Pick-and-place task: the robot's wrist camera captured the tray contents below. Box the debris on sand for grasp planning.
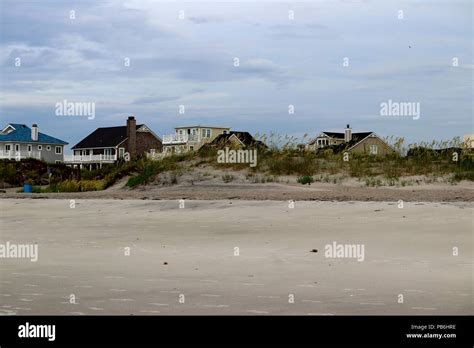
[310,249,318,253]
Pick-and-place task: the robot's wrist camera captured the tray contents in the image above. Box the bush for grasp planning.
[297,175,314,185]
[51,179,106,192]
[56,180,81,192]
[79,179,106,191]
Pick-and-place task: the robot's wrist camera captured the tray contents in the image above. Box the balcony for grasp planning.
[0,151,41,160]
[64,154,117,163]
[162,134,199,144]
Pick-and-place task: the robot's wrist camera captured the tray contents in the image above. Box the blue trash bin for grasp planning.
[23,184,32,193]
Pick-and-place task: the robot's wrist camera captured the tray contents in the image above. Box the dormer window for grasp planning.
[1,125,15,135]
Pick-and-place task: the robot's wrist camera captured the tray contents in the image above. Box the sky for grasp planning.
[0,0,472,152]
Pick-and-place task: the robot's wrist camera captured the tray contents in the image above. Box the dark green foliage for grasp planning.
[297,175,314,185]
[0,159,77,186]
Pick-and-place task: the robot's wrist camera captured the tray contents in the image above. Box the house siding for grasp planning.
[0,142,65,162]
[164,127,229,154]
[136,131,163,154]
[350,136,394,155]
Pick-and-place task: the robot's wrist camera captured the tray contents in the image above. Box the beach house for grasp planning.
[202,131,267,150]
[307,124,394,155]
[0,123,68,163]
[68,116,162,168]
[162,125,230,155]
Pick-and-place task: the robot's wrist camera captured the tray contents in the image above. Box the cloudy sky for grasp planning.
[0,0,472,151]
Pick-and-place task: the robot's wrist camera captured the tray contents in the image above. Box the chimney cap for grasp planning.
[128,116,135,120]
[346,124,350,129]
[32,124,38,127]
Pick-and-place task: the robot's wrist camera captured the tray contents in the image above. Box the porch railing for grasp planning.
[0,151,42,160]
[162,134,199,144]
[64,154,117,163]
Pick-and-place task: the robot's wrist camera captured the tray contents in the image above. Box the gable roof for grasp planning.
[71,124,144,149]
[317,132,394,154]
[0,123,68,145]
[208,131,267,148]
[309,131,373,145]
[322,131,345,139]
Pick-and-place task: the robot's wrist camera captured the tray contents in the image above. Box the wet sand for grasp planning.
[0,199,471,315]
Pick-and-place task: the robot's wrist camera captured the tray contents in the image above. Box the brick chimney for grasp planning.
[344,124,352,142]
[126,116,137,159]
[31,124,38,141]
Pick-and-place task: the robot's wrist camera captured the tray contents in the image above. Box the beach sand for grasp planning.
[0,198,472,315]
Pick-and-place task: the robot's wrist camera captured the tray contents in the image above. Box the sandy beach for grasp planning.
[0,198,472,315]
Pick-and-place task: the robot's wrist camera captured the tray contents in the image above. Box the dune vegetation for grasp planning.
[1,136,472,192]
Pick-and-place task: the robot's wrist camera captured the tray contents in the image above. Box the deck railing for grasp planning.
[64,154,117,163]
[0,151,41,160]
[162,134,199,144]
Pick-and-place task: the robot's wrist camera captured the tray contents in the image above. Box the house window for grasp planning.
[46,145,51,151]
[15,144,19,152]
[55,160,61,164]
[27,144,32,152]
[38,145,42,151]
[201,129,211,138]
[370,145,378,155]
[5,144,11,151]
[119,147,125,158]
[55,146,62,154]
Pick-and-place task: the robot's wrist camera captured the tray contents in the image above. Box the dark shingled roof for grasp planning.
[71,125,143,149]
[207,131,267,148]
[317,132,374,154]
[322,132,344,139]
[349,132,373,143]
[309,131,373,146]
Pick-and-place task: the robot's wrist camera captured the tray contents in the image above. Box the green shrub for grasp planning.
[297,175,314,185]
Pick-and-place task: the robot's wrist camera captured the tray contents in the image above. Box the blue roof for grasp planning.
[0,123,68,145]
